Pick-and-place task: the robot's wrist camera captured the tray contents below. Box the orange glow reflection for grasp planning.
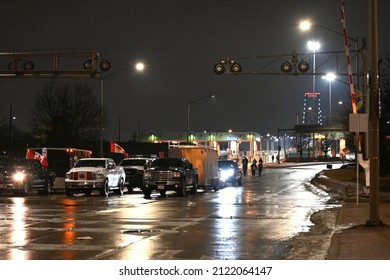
[61,198,77,259]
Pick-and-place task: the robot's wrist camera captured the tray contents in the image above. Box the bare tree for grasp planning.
[30,81,100,147]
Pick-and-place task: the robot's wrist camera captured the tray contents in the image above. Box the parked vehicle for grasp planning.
[142,157,198,198]
[218,160,242,186]
[169,145,220,191]
[65,158,125,196]
[0,158,56,196]
[119,157,154,192]
[27,147,93,191]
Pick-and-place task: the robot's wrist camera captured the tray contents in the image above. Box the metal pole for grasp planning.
[187,104,190,144]
[137,117,141,142]
[329,81,332,123]
[313,50,316,124]
[100,77,103,157]
[368,0,381,225]
[277,129,280,164]
[118,116,121,142]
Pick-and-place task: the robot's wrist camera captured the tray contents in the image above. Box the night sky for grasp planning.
[1,0,389,141]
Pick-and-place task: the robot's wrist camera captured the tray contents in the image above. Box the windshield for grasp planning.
[218,161,236,169]
[74,159,106,168]
[151,158,182,168]
[120,159,146,166]
[0,159,27,170]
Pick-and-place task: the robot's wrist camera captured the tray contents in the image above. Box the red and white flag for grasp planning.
[26,149,49,168]
[110,142,129,158]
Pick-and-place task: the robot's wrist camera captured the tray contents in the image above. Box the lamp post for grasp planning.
[307,40,320,124]
[322,72,336,124]
[187,94,216,144]
[299,20,359,88]
[99,62,145,156]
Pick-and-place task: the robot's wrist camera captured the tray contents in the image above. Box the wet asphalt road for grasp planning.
[0,164,337,260]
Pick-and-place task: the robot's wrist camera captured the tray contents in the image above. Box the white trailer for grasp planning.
[168,145,220,190]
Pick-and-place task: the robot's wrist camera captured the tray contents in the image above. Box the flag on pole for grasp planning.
[26,149,49,168]
[110,142,129,158]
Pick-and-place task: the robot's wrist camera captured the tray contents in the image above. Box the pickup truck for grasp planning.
[65,158,126,196]
[142,157,198,198]
[119,157,154,192]
[0,158,56,196]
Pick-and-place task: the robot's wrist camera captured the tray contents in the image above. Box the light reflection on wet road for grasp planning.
[0,164,340,260]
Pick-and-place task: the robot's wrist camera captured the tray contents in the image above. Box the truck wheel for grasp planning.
[143,189,152,199]
[43,180,54,195]
[100,179,110,196]
[65,189,73,196]
[213,179,221,192]
[16,183,29,196]
[159,190,166,197]
[191,178,198,195]
[114,178,124,196]
[178,179,187,197]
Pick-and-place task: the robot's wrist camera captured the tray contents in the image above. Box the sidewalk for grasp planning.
[269,160,390,259]
[327,203,390,259]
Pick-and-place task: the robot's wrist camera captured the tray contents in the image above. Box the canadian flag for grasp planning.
[110,142,129,158]
[26,149,49,168]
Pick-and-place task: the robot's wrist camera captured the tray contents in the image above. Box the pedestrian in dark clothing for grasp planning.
[258,158,263,176]
[242,156,248,176]
[251,162,257,176]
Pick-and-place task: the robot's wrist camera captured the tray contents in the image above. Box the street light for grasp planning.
[99,62,145,156]
[299,19,360,88]
[307,40,321,124]
[299,19,358,44]
[187,94,216,144]
[322,72,336,124]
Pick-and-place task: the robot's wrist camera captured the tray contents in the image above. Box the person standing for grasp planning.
[242,156,248,176]
[258,158,263,176]
[251,161,257,176]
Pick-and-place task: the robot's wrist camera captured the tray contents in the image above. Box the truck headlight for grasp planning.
[65,173,72,180]
[220,169,234,180]
[13,172,25,182]
[172,171,181,178]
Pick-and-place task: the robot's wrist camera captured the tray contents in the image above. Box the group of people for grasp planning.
[242,156,263,176]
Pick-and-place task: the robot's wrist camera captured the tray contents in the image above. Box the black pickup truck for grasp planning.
[142,157,198,198]
[0,158,56,196]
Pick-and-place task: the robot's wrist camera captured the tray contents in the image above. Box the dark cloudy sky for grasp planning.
[1,0,389,141]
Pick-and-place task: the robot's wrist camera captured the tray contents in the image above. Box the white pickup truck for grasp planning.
[65,158,126,196]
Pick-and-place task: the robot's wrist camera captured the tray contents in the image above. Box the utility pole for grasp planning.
[367,0,382,226]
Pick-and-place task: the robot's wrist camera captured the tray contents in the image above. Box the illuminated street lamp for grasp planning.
[299,19,358,44]
[99,62,145,156]
[322,72,336,123]
[307,40,321,124]
[187,94,216,144]
[299,19,360,87]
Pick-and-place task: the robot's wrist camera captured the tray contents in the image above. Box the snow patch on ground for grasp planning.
[282,208,340,260]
